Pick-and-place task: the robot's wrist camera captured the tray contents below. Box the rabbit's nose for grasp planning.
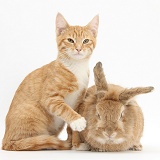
[104,132,117,138]
[110,132,117,138]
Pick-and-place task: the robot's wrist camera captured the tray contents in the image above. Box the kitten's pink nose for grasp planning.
[76,48,82,52]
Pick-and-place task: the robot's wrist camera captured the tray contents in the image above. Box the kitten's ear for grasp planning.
[56,13,69,36]
[86,15,99,37]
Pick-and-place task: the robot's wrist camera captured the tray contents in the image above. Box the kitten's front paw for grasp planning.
[70,117,86,132]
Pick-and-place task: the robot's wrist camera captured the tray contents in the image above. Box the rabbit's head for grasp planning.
[85,62,154,147]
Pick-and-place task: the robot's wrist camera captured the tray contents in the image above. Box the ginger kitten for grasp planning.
[2,13,99,151]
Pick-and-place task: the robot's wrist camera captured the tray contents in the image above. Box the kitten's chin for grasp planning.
[72,55,86,60]
[68,53,90,60]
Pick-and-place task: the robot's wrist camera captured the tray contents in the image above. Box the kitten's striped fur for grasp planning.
[2,13,99,150]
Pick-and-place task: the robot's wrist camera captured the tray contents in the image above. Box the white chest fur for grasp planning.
[62,60,89,108]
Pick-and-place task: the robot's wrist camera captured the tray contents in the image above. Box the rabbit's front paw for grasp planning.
[130,144,142,151]
[70,117,86,132]
[72,143,90,151]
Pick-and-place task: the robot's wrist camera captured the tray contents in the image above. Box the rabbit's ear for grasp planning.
[119,86,154,102]
[94,62,108,97]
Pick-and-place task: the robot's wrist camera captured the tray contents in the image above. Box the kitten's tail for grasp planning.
[2,128,72,151]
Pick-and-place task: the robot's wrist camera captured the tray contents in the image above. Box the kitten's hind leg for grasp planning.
[2,135,71,151]
[3,103,72,151]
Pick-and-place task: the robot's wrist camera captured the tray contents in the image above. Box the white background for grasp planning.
[0,0,160,159]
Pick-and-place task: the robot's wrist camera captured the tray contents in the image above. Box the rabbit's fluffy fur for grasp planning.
[72,62,154,152]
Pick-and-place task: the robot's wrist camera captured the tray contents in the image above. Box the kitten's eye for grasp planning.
[68,38,74,43]
[83,39,89,44]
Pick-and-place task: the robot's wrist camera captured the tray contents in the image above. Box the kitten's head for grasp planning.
[56,13,99,60]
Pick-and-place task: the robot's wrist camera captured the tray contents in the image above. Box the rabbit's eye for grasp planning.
[97,113,101,120]
[119,111,124,120]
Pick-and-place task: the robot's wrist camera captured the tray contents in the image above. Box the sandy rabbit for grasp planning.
[72,62,154,152]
